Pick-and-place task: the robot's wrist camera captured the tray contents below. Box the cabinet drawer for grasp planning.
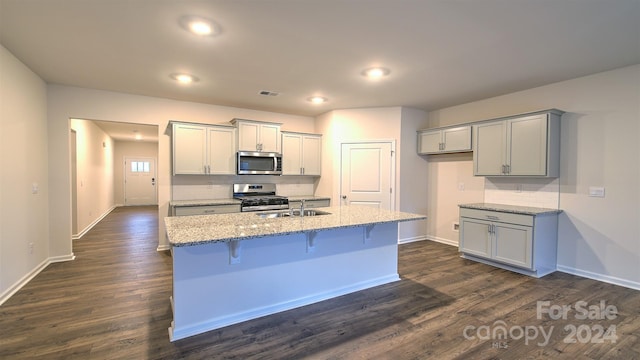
[173,204,241,216]
[289,199,330,208]
[460,208,533,227]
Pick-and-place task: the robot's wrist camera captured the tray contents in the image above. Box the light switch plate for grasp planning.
[589,186,605,197]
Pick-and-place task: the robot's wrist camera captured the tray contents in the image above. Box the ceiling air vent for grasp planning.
[259,90,280,97]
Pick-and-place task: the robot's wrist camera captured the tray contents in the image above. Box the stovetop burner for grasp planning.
[233,184,289,212]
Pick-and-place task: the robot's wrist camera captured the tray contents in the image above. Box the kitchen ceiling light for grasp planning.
[170,73,199,84]
[362,67,390,79]
[308,96,327,104]
[179,16,219,36]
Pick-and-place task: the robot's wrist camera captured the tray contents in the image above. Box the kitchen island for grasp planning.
[164,205,425,341]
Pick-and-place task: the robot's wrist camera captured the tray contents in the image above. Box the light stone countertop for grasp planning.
[170,199,242,207]
[287,195,331,201]
[459,203,562,215]
[165,205,426,247]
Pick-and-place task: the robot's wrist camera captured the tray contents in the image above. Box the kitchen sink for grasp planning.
[256,209,331,218]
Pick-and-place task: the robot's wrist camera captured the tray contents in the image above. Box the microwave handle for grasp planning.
[274,157,278,172]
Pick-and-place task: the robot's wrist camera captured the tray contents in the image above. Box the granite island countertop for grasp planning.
[459,203,562,215]
[165,205,426,247]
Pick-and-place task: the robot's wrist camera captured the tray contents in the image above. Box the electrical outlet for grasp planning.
[458,182,465,191]
[29,243,34,254]
[452,222,460,232]
[589,186,605,198]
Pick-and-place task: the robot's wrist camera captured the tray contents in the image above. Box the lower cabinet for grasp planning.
[459,207,558,277]
[173,204,241,216]
[288,198,330,209]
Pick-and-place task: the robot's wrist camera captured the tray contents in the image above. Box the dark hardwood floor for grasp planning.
[1,206,638,359]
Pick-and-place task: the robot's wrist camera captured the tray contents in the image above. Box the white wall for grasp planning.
[315,106,429,243]
[114,140,159,205]
[70,119,115,235]
[399,107,429,243]
[0,45,49,302]
[47,85,315,254]
[427,64,640,289]
[425,153,484,245]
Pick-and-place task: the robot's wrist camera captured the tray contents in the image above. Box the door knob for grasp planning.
[342,195,347,199]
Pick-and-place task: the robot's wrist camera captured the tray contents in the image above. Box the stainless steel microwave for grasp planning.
[237,151,282,175]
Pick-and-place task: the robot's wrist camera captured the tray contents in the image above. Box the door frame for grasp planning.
[123,156,158,206]
[338,139,396,210]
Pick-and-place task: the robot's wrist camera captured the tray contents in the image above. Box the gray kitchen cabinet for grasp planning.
[281,131,322,176]
[288,198,330,209]
[459,206,558,277]
[231,118,281,152]
[417,125,471,154]
[171,122,236,175]
[473,110,562,177]
[172,204,241,216]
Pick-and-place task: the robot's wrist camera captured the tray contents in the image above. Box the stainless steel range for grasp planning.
[233,183,289,212]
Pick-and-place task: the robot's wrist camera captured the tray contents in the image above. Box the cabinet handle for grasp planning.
[501,165,506,174]
[506,164,510,174]
[441,142,445,151]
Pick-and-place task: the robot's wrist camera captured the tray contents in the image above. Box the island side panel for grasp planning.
[169,222,399,341]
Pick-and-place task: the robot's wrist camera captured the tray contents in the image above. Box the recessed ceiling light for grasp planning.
[362,67,390,79]
[170,73,199,84]
[179,16,220,36]
[307,96,328,104]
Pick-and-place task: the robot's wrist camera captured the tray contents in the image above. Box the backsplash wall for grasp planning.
[484,177,560,209]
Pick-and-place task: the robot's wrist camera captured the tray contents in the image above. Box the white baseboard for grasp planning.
[426,235,458,247]
[557,265,640,291]
[0,252,75,306]
[398,235,428,244]
[72,205,117,240]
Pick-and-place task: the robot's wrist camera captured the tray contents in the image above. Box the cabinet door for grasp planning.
[302,135,321,175]
[492,223,533,269]
[418,130,441,154]
[259,123,280,152]
[507,115,548,176]
[473,121,506,176]
[173,123,207,175]
[237,122,260,151]
[281,133,302,175]
[208,127,236,174]
[443,126,471,152]
[460,218,492,258]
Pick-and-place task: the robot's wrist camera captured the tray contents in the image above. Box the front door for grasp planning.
[124,157,157,205]
[340,142,394,210]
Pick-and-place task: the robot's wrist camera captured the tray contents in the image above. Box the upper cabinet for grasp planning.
[473,110,562,177]
[281,131,322,176]
[171,122,236,175]
[417,125,471,154]
[231,119,281,152]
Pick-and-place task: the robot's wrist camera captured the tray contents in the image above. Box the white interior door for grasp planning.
[340,142,394,210]
[124,157,157,206]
